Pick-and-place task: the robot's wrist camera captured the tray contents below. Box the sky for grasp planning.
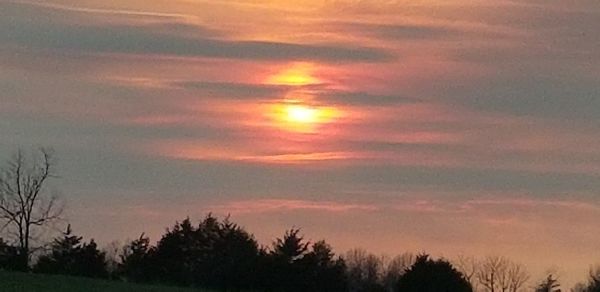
[1,0,600,287]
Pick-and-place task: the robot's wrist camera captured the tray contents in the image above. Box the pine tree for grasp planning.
[34,225,107,278]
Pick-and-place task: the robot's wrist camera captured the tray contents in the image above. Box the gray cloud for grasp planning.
[320,91,418,106]
[174,81,287,99]
[335,22,459,40]
[0,3,393,63]
[434,75,600,121]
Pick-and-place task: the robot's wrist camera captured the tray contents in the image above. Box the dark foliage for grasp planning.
[344,249,386,292]
[535,274,561,292]
[575,268,600,292]
[396,254,472,292]
[120,215,262,290]
[0,238,20,271]
[118,218,347,291]
[119,233,157,283]
[19,213,600,292]
[301,240,348,291]
[34,225,108,278]
[265,230,347,291]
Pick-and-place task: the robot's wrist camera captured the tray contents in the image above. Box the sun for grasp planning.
[269,102,340,133]
[264,63,341,133]
[285,105,318,124]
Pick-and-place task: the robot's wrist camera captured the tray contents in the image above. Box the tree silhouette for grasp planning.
[396,254,472,292]
[477,256,529,292]
[271,228,309,263]
[266,230,347,291]
[152,217,212,285]
[345,248,386,292]
[34,224,107,278]
[130,215,262,290]
[382,253,415,292]
[0,238,19,270]
[266,228,311,291]
[574,267,600,292]
[454,255,479,291]
[119,233,156,283]
[535,274,561,292]
[0,148,63,270]
[300,240,347,291]
[205,216,261,290]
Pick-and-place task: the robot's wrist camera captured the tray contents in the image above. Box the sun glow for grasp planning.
[270,102,340,133]
[286,105,318,123]
[264,63,341,133]
[266,63,320,86]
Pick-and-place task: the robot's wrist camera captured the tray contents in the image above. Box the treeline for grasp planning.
[1,214,600,292]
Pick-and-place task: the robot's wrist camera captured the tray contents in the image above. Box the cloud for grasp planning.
[437,75,600,120]
[209,199,379,214]
[331,21,518,42]
[8,0,193,19]
[320,91,418,106]
[173,81,287,99]
[0,2,393,63]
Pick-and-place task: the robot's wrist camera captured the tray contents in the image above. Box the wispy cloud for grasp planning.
[209,199,379,214]
[0,2,393,63]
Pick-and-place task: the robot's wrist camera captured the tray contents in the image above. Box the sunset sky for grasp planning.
[1,0,600,287]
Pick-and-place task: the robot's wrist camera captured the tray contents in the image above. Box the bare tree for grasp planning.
[382,253,415,292]
[0,148,63,269]
[345,248,385,292]
[455,255,480,291]
[477,256,529,292]
[507,262,530,292]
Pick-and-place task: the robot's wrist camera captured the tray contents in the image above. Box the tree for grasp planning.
[534,274,561,292]
[152,217,212,285]
[396,254,472,292]
[266,228,311,291]
[207,217,261,290]
[271,228,309,263]
[34,225,108,278]
[477,256,508,292]
[382,253,415,292]
[345,248,386,292]
[573,266,600,292]
[507,262,529,292]
[119,233,156,283]
[300,240,348,291]
[0,238,19,270]
[265,230,347,291]
[140,215,261,290]
[455,255,479,291]
[0,148,62,270]
[477,256,529,292]
[102,240,122,279]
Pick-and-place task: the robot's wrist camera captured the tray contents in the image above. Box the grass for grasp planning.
[0,271,213,292]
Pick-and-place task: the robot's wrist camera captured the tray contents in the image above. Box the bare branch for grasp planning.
[0,148,62,269]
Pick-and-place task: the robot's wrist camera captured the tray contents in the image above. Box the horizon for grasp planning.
[1,0,600,289]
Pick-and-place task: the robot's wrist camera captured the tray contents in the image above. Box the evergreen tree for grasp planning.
[396,254,472,292]
[34,225,107,278]
[271,228,309,263]
[119,233,156,283]
[301,240,347,291]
